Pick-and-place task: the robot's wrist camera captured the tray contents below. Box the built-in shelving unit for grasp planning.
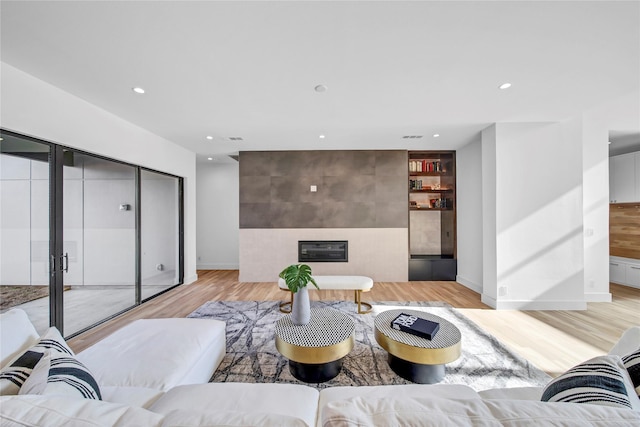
[408,151,457,281]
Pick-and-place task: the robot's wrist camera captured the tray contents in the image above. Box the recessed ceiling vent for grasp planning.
[402,135,423,139]
[227,137,244,141]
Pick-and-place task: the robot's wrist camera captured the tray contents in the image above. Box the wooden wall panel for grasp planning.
[610,203,640,259]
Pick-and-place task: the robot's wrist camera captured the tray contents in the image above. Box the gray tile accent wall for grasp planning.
[239,150,407,228]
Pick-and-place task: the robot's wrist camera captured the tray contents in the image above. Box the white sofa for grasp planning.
[1,308,639,426]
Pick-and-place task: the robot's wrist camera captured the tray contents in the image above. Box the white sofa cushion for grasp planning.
[0,395,164,427]
[20,350,102,400]
[541,355,640,410]
[609,327,640,357]
[150,383,320,427]
[0,309,40,368]
[160,409,308,427]
[100,386,165,408]
[320,396,640,426]
[319,383,479,412]
[483,399,640,425]
[478,386,543,401]
[76,318,226,391]
[0,327,73,396]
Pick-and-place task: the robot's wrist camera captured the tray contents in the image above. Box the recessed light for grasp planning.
[498,83,512,90]
[314,84,328,93]
[207,157,213,161]
[319,135,325,139]
[433,133,440,138]
[132,87,145,94]
[206,136,214,140]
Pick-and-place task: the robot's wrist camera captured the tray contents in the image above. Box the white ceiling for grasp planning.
[1,1,639,162]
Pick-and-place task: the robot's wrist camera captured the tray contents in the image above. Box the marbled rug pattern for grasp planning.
[188,300,551,391]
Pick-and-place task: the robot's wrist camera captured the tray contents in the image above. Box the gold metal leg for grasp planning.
[355,290,372,314]
[279,291,293,313]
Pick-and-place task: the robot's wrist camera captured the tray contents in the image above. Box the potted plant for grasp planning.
[279,264,319,325]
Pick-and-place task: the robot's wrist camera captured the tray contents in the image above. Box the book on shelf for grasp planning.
[390,313,440,340]
[409,160,444,173]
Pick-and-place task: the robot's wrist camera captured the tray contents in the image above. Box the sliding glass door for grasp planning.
[140,169,182,300]
[0,130,183,337]
[62,153,138,336]
[0,134,51,334]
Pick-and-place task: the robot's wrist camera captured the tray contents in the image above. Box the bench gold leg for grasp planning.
[279,291,293,313]
[355,290,372,314]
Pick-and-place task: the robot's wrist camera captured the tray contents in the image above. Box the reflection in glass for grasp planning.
[63,153,136,335]
[0,134,51,333]
[141,169,179,299]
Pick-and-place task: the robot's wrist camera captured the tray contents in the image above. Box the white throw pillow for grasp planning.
[541,355,640,410]
[0,327,72,396]
[19,350,101,400]
[0,309,39,368]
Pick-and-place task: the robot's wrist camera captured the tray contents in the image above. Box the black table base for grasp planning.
[289,358,344,383]
[388,354,445,384]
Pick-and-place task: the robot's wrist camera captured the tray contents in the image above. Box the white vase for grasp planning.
[291,286,311,325]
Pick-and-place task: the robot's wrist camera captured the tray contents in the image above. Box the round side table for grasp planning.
[374,309,461,384]
[275,308,355,383]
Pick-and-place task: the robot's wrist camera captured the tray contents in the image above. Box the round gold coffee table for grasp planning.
[374,309,461,384]
[275,308,355,383]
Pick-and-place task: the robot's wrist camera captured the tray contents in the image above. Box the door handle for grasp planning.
[61,253,69,273]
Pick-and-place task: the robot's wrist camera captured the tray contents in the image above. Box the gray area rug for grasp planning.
[188,300,551,391]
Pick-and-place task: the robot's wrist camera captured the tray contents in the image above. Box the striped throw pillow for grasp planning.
[541,355,640,410]
[0,327,72,395]
[622,349,640,397]
[19,350,102,400]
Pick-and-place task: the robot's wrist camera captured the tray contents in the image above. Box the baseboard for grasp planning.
[184,274,198,285]
[197,263,239,270]
[584,292,612,302]
[482,296,587,310]
[456,275,482,294]
[481,294,497,308]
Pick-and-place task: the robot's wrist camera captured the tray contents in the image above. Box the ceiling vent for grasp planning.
[402,135,423,139]
[227,137,244,141]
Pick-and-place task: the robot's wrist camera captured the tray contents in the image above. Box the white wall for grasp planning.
[196,161,240,269]
[582,91,640,301]
[456,138,483,293]
[0,62,198,284]
[482,122,586,310]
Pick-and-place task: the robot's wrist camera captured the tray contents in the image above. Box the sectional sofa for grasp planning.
[1,308,639,426]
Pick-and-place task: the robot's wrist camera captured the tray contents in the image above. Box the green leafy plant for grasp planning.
[279,264,319,293]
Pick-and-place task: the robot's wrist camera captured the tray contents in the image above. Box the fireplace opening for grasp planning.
[298,240,348,263]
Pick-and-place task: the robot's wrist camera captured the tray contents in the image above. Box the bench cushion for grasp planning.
[77,318,225,391]
[278,276,373,291]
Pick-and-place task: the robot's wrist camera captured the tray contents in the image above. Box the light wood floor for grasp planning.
[68,270,640,377]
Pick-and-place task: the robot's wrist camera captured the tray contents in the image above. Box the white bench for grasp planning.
[278,275,374,314]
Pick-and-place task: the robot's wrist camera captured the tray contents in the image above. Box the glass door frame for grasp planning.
[1,129,184,337]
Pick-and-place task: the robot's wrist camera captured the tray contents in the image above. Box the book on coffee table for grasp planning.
[390,313,440,340]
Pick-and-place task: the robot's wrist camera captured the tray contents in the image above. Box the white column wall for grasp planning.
[455,138,483,293]
[481,125,498,302]
[196,161,240,269]
[0,62,198,284]
[482,122,586,310]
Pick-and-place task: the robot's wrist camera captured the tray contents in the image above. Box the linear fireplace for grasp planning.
[298,241,348,263]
